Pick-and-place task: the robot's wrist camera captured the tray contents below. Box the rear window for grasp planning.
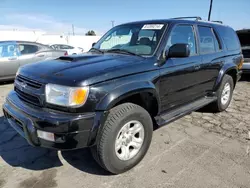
[217,26,240,51]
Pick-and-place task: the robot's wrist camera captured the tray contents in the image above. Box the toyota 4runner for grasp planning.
[3,17,243,174]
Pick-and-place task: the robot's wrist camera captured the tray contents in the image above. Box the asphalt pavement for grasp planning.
[1,79,250,188]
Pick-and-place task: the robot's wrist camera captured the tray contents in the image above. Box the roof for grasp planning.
[0,40,43,45]
[118,18,229,28]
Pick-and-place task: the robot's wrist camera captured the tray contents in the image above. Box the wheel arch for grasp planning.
[214,64,238,91]
[96,81,160,117]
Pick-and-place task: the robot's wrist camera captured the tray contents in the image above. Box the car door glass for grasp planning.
[19,44,39,55]
[0,42,18,58]
[167,25,197,56]
[198,26,216,54]
[60,45,73,50]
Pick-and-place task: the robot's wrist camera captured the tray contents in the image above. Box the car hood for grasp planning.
[18,53,156,86]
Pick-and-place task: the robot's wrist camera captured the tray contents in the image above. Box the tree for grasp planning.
[85,30,96,36]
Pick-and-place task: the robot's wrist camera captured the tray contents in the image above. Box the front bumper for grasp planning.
[2,91,97,150]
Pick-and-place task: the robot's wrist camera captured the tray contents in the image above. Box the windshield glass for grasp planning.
[93,23,167,56]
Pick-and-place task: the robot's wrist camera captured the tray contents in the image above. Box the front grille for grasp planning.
[16,75,42,89]
[15,87,41,106]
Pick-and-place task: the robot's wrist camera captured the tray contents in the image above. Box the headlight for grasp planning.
[45,84,89,107]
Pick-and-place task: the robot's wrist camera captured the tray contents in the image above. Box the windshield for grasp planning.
[92,23,167,56]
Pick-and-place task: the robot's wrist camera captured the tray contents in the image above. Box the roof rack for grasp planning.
[171,17,202,21]
[211,20,223,24]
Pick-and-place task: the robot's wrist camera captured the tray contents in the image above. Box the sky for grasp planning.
[0,0,249,35]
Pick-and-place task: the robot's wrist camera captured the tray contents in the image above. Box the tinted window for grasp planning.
[167,25,196,56]
[50,45,58,49]
[60,45,74,49]
[198,26,216,54]
[217,26,240,51]
[0,42,18,58]
[19,44,39,55]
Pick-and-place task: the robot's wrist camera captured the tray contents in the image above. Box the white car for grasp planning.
[50,44,84,55]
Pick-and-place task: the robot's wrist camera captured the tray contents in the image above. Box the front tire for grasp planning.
[91,103,153,174]
[210,74,234,112]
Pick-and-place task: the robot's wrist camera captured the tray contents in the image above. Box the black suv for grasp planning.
[3,17,243,174]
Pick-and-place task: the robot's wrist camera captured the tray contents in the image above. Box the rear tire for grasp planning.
[91,103,153,174]
[209,74,234,112]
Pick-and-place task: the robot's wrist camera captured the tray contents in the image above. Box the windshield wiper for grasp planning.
[89,48,104,54]
[105,49,142,57]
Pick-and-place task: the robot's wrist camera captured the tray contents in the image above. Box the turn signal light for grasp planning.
[238,58,244,70]
[71,88,89,105]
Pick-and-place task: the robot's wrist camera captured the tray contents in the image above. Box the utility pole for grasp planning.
[72,24,75,36]
[208,0,213,21]
[111,20,115,28]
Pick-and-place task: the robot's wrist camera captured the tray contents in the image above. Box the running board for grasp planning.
[155,97,217,126]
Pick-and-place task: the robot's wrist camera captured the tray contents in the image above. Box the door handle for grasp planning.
[8,57,17,60]
[36,54,45,57]
[194,65,201,70]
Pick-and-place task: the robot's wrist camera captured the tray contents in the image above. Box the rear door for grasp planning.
[159,24,203,112]
[18,43,47,66]
[196,25,224,94]
[0,41,19,79]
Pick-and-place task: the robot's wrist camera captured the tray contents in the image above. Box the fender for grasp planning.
[96,81,160,111]
[214,62,237,91]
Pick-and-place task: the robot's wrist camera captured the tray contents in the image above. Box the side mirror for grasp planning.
[92,42,96,47]
[168,43,190,58]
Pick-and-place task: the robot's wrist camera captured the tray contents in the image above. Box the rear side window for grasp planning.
[198,26,217,54]
[217,26,240,51]
[60,45,74,49]
[19,44,39,55]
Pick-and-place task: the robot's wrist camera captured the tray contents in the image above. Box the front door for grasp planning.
[0,42,19,79]
[159,24,203,113]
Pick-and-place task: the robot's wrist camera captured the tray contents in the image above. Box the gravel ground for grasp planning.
[1,79,250,188]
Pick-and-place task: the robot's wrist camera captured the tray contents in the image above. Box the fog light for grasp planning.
[37,130,55,142]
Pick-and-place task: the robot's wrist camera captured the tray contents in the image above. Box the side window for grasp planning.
[167,25,197,56]
[60,45,74,49]
[198,26,216,54]
[0,42,18,58]
[217,26,240,51]
[19,44,39,55]
[67,45,74,49]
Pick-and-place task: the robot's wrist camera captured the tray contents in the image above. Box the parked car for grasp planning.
[50,44,84,55]
[3,17,243,174]
[0,41,67,81]
[237,29,250,73]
